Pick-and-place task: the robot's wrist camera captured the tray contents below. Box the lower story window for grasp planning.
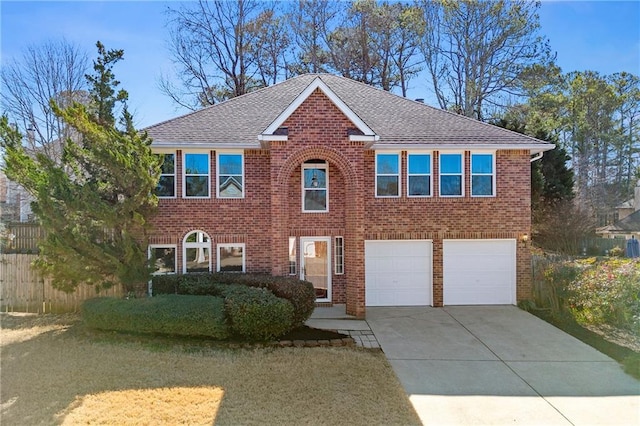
[149,245,176,274]
[218,243,245,272]
[184,230,211,273]
[289,237,297,275]
[334,236,344,275]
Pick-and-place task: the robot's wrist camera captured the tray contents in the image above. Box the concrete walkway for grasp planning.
[307,305,381,349]
[366,306,640,425]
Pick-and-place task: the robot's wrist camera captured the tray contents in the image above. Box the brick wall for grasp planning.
[149,89,532,316]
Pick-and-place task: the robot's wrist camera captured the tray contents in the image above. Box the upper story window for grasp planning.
[302,161,328,212]
[183,153,210,198]
[217,153,244,198]
[156,153,176,198]
[183,230,211,273]
[376,153,400,197]
[471,153,495,197]
[407,153,432,197]
[439,153,463,197]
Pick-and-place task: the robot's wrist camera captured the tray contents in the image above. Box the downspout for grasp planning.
[530,152,544,163]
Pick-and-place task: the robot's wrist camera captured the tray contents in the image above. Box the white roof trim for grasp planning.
[151,141,260,149]
[258,134,288,142]
[349,135,379,142]
[262,76,376,137]
[371,143,555,153]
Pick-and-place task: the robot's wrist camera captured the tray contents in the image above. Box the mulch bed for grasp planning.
[278,326,348,341]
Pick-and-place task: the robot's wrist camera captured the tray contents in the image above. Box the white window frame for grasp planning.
[302,162,329,213]
[439,152,464,197]
[471,151,496,197]
[217,243,246,273]
[407,151,433,198]
[216,151,244,199]
[288,237,297,275]
[334,236,344,275]
[182,151,211,199]
[156,152,176,198]
[375,152,401,198]
[183,230,212,273]
[148,244,177,275]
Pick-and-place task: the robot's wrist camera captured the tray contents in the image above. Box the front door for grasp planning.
[300,237,331,302]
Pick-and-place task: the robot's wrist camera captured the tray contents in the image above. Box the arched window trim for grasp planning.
[183,230,212,273]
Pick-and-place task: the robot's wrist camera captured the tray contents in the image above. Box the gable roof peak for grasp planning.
[262,74,375,138]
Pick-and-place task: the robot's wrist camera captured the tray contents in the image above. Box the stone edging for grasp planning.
[276,337,355,348]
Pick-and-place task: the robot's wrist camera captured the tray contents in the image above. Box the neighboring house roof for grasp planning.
[145,74,554,153]
[616,199,634,210]
[597,210,640,234]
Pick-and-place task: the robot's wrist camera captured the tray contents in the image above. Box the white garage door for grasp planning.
[443,239,516,305]
[365,240,432,306]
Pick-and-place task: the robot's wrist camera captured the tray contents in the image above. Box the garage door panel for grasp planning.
[365,240,432,307]
[444,240,516,306]
[394,257,429,272]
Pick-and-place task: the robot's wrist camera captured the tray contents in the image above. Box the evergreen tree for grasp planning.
[0,42,161,293]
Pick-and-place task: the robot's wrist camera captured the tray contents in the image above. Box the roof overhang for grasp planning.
[370,143,556,152]
[151,141,260,150]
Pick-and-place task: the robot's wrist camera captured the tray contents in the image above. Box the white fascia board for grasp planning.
[262,76,376,137]
[258,134,288,142]
[349,135,379,142]
[371,143,556,153]
[151,141,260,150]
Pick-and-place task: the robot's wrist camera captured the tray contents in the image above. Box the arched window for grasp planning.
[183,230,211,273]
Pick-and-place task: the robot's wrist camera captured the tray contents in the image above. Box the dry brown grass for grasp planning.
[1,313,420,425]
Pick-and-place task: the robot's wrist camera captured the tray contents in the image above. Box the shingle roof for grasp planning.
[606,210,640,233]
[145,74,554,152]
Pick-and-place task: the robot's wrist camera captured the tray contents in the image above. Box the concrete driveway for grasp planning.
[366,306,640,425]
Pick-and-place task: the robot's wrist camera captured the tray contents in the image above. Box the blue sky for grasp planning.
[1,1,639,128]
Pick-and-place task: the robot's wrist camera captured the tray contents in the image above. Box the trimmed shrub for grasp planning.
[223,285,295,341]
[151,274,179,294]
[82,295,229,339]
[150,273,316,326]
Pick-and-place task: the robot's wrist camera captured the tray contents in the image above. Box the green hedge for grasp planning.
[82,295,229,339]
[152,273,316,327]
[223,285,295,341]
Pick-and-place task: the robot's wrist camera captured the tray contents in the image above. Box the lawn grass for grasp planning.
[529,309,640,379]
[1,313,421,425]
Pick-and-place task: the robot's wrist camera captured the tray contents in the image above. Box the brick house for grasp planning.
[145,74,553,318]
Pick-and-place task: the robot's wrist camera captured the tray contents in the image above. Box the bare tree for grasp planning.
[288,0,339,75]
[419,0,552,120]
[161,0,266,109]
[247,5,292,86]
[1,39,89,161]
[323,1,424,94]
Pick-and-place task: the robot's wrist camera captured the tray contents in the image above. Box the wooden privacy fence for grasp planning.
[0,254,123,313]
[2,223,44,253]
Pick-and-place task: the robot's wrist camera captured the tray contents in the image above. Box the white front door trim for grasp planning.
[300,236,332,302]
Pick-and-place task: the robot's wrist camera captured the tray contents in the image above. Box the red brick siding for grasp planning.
[150,149,272,274]
[365,149,532,306]
[149,89,532,316]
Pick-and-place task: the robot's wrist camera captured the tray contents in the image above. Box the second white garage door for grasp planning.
[443,239,516,305]
[365,240,432,306]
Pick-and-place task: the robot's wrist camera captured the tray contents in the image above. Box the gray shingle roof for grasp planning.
[145,74,553,151]
[607,210,640,233]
